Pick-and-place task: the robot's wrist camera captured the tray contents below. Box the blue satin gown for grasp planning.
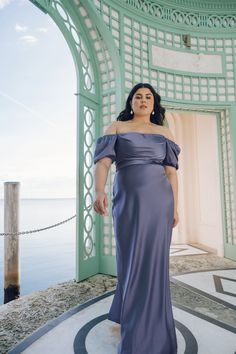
[93,132,181,354]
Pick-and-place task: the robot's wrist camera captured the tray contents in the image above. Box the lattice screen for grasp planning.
[73,0,118,260]
[220,108,236,245]
[92,0,236,104]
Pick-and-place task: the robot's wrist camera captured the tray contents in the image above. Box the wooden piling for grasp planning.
[4,182,20,303]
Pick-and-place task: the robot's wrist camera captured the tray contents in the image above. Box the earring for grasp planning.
[152,111,155,115]
[130,109,133,114]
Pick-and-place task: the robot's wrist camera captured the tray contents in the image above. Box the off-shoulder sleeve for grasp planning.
[162,138,181,170]
[93,134,117,164]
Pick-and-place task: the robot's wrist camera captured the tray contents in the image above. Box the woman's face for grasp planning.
[130,87,154,116]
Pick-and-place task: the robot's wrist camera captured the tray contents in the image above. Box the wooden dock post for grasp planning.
[4,182,20,304]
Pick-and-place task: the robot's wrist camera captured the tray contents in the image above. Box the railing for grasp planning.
[1,181,92,304]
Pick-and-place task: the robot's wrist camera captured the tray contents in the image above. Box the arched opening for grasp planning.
[0,0,77,302]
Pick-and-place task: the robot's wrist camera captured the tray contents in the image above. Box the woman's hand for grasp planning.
[93,191,109,216]
[172,210,179,228]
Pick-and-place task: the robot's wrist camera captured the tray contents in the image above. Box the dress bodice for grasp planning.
[93,132,181,171]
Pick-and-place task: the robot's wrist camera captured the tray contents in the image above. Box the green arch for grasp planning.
[30,0,123,281]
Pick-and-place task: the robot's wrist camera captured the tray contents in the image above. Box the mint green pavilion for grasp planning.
[30,0,236,281]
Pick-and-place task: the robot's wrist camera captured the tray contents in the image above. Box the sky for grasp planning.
[0,0,76,199]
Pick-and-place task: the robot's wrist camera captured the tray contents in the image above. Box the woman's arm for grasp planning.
[163,127,179,227]
[164,167,178,213]
[93,121,117,216]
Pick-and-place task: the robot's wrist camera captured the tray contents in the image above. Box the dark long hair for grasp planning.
[116,83,166,126]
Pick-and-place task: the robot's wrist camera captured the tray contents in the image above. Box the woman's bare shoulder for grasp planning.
[103,121,119,135]
[161,126,175,140]
[104,121,131,134]
[103,121,175,139]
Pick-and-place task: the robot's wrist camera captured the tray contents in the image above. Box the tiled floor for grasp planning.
[8,245,236,354]
[172,269,236,308]
[170,244,208,256]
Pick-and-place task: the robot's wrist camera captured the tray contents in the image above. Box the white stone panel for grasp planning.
[151,44,223,74]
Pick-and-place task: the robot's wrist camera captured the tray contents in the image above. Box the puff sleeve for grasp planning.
[162,138,181,170]
[93,134,117,164]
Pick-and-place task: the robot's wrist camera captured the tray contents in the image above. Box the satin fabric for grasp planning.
[94,132,181,354]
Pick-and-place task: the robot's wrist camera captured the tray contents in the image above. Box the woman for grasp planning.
[93,83,180,354]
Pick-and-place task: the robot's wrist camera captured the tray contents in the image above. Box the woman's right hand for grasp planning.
[93,191,109,216]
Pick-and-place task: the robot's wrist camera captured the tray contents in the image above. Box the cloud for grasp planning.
[0,90,57,127]
[20,35,39,44]
[37,27,48,33]
[15,23,28,32]
[0,0,12,9]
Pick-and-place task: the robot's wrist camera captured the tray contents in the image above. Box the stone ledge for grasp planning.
[0,274,117,354]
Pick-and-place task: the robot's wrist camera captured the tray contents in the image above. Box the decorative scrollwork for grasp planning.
[124,0,236,29]
[52,0,95,93]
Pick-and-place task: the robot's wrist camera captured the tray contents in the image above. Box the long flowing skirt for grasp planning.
[108,163,178,354]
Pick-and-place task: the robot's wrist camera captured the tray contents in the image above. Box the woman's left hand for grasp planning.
[172,210,179,228]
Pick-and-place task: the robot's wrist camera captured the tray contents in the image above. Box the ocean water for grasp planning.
[0,198,76,305]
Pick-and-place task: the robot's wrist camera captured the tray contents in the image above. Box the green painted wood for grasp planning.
[158,0,236,11]
[216,111,229,259]
[226,104,236,260]
[225,243,236,261]
[117,0,236,30]
[30,0,124,281]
